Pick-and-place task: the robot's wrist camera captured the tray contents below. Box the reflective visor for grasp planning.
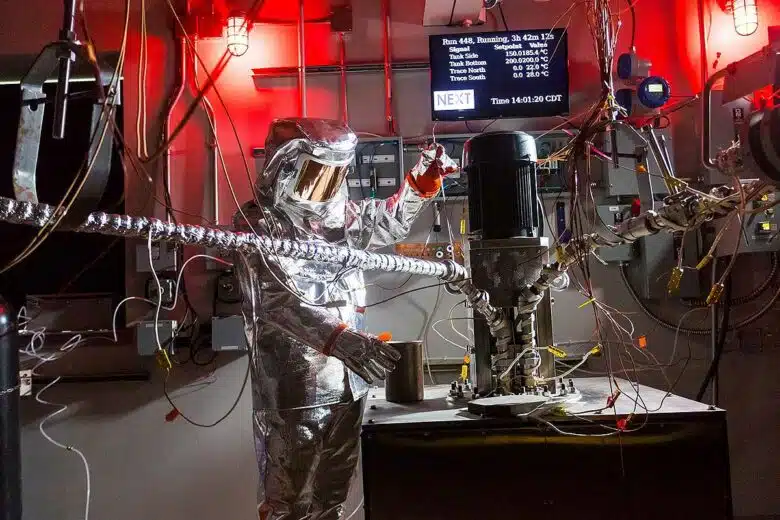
[293,158,350,202]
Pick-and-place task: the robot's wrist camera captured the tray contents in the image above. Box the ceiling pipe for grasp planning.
[162,34,187,223]
[339,32,349,124]
[381,0,395,134]
[298,0,307,117]
[192,38,220,226]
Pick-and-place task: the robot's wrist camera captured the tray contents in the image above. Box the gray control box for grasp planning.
[212,315,248,352]
[135,242,177,273]
[602,126,672,197]
[136,320,178,356]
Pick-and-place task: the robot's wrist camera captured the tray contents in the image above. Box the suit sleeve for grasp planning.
[346,145,456,250]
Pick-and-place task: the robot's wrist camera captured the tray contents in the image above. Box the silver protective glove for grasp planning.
[330,329,401,384]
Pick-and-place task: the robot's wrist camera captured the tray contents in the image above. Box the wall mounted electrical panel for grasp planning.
[401,130,577,201]
[531,129,574,195]
[712,187,780,257]
[348,137,404,201]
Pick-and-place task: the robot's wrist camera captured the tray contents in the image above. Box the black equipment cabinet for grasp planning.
[361,379,733,520]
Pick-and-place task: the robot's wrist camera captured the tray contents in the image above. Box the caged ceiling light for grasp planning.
[225,11,250,57]
[721,0,760,37]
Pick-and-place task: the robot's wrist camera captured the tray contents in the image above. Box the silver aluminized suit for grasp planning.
[234,118,451,520]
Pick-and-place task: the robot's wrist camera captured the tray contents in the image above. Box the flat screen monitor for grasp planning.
[429,28,569,121]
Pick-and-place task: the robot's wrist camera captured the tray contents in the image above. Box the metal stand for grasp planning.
[0,296,21,520]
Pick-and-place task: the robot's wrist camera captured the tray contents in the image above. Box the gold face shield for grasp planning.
[291,155,351,202]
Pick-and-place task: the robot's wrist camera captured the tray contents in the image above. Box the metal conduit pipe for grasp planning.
[381,0,395,134]
[163,35,188,222]
[192,38,220,225]
[298,0,307,117]
[339,32,349,124]
[702,67,729,171]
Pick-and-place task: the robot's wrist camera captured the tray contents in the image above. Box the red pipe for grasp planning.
[381,0,395,135]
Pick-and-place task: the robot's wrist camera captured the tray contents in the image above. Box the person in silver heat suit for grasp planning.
[234,118,456,520]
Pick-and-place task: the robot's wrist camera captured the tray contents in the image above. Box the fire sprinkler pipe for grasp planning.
[339,32,349,124]
[298,0,307,117]
[192,38,220,225]
[381,0,395,135]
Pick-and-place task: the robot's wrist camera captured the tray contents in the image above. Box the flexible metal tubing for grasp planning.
[0,196,467,282]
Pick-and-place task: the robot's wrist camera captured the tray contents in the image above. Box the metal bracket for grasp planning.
[12,35,120,229]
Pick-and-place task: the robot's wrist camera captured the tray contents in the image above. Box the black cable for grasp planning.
[626,0,636,50]
[696,275,732,403]
[497,2,510,31]
[684,252,778,307]
[619,264,780,334]
[364,280,469,308]
[190,332,218,367]
[164,334,252,427]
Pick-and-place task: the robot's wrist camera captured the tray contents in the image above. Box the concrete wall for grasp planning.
[2,0,780,518]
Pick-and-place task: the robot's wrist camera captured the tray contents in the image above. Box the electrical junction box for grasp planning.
[348,137,404,201]
[145,276,176,307]
[595,204,636,263]
[713,188,780,257]
[136,320,177,356]
[212,315,248,352]
[135,242,177,273]
[602,125,672,197]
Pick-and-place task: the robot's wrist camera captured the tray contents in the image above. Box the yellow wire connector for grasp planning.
[706,283,725,305]
[156,349,172,372]
[588,344,603,356]
[696,254,714,270]
[547,345,568,359]
[667,266,683,294]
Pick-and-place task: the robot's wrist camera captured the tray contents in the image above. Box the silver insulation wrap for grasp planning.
[0,196,466,282]
[235,118,453,519]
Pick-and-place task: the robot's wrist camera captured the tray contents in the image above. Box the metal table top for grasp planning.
[363,377,723,431]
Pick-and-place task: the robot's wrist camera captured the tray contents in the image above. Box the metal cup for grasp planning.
[385,340,424,403]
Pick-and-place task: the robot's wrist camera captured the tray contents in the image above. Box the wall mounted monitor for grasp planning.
[429,28,569,121]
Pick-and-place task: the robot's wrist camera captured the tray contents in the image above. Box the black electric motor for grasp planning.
[464,131,540,240]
